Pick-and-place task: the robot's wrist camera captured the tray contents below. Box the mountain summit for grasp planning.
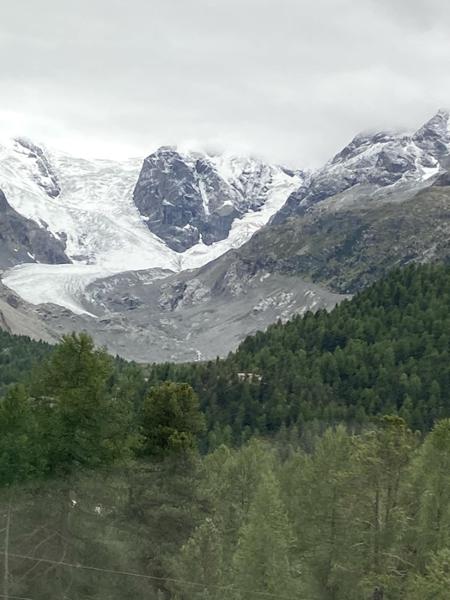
[273,110,450,223]
[133,146,302,252]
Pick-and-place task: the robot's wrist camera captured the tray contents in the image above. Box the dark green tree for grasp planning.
[141,382,205,455]
[33,332,136,473]
[0,384,41,484]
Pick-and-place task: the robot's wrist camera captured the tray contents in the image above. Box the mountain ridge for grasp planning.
[1,110,450,360]
[272,109,450,223]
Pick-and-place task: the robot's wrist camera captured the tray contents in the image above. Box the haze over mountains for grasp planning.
[0,110,449,361]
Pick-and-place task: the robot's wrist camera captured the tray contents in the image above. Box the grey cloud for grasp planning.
[0,0,449,167]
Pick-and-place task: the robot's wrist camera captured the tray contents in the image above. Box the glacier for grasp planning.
[0,138,300,315]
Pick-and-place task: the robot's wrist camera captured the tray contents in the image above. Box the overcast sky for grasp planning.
[0,0,449,167]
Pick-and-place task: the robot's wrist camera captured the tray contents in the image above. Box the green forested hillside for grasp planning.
[0,265,449,599]
[2,264,449,443]
[149,264,450,442]
[235,184,450,293]
[0,329,51,395]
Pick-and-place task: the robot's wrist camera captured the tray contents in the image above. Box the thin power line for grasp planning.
[0,550,301,600]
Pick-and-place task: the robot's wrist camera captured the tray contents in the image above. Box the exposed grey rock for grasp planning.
[133,146,299,251]
[234,180,450,294]
[47,263,344,363]
[412,109,450,158]
[433,169,450,187]
[17,258,343,363]
[0,190,70,268]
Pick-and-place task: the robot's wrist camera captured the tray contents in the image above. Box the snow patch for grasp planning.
[198,180,210,216]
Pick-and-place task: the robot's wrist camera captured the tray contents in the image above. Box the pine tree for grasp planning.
[33,332,136,473]
[141,382,205,455]
[232,468,298,599]
[351,416,417,596]
[171,518,226,599]
[202,438,275,563]
[281,425,359,600]
[0,385,41,484]
[407,549,450,599]
[411,419,450,566]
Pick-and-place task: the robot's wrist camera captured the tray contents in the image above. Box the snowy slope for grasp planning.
[0,138,300,314]
[273,109,450,223]
[180,167,300,269]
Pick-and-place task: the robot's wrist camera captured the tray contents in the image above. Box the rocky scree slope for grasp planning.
[35,263,344,363]
[221,170,450,295]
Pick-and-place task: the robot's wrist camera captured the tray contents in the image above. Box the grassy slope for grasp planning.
[236,184,450,293]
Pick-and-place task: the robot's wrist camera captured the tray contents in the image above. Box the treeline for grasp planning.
[1,419,450,599]
[148,264,450,444]
[1,264,449,448]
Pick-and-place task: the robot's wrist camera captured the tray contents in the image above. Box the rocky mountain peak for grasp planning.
[330,130,406,166]
[133,146,299,252]
[412,109,450,158]
[272,110,449,224]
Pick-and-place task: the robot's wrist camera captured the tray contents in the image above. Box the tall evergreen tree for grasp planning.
[33,332,136,473]
[411,419,450,567]
[407,549,450,600]
[0,385,41,484]
[233,469,298,599]
[171,517,226,600]
[141,382,205,455]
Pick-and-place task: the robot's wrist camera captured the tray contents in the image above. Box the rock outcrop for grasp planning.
[0,190,69,268]
[133,146,301,251]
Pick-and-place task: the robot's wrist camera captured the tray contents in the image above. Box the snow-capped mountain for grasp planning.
[0,138,301,314]
[273,109,450,223]
[1,109,450,361]
[134,146,302,251]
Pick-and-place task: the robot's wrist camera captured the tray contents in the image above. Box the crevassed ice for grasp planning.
[1,140,300,315]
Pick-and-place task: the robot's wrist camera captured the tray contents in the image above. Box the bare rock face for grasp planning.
[0,189,69,268]
[133,146,299,252]
[46,262,345,363]
[412,109,450,158]
[273,110,450,223]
